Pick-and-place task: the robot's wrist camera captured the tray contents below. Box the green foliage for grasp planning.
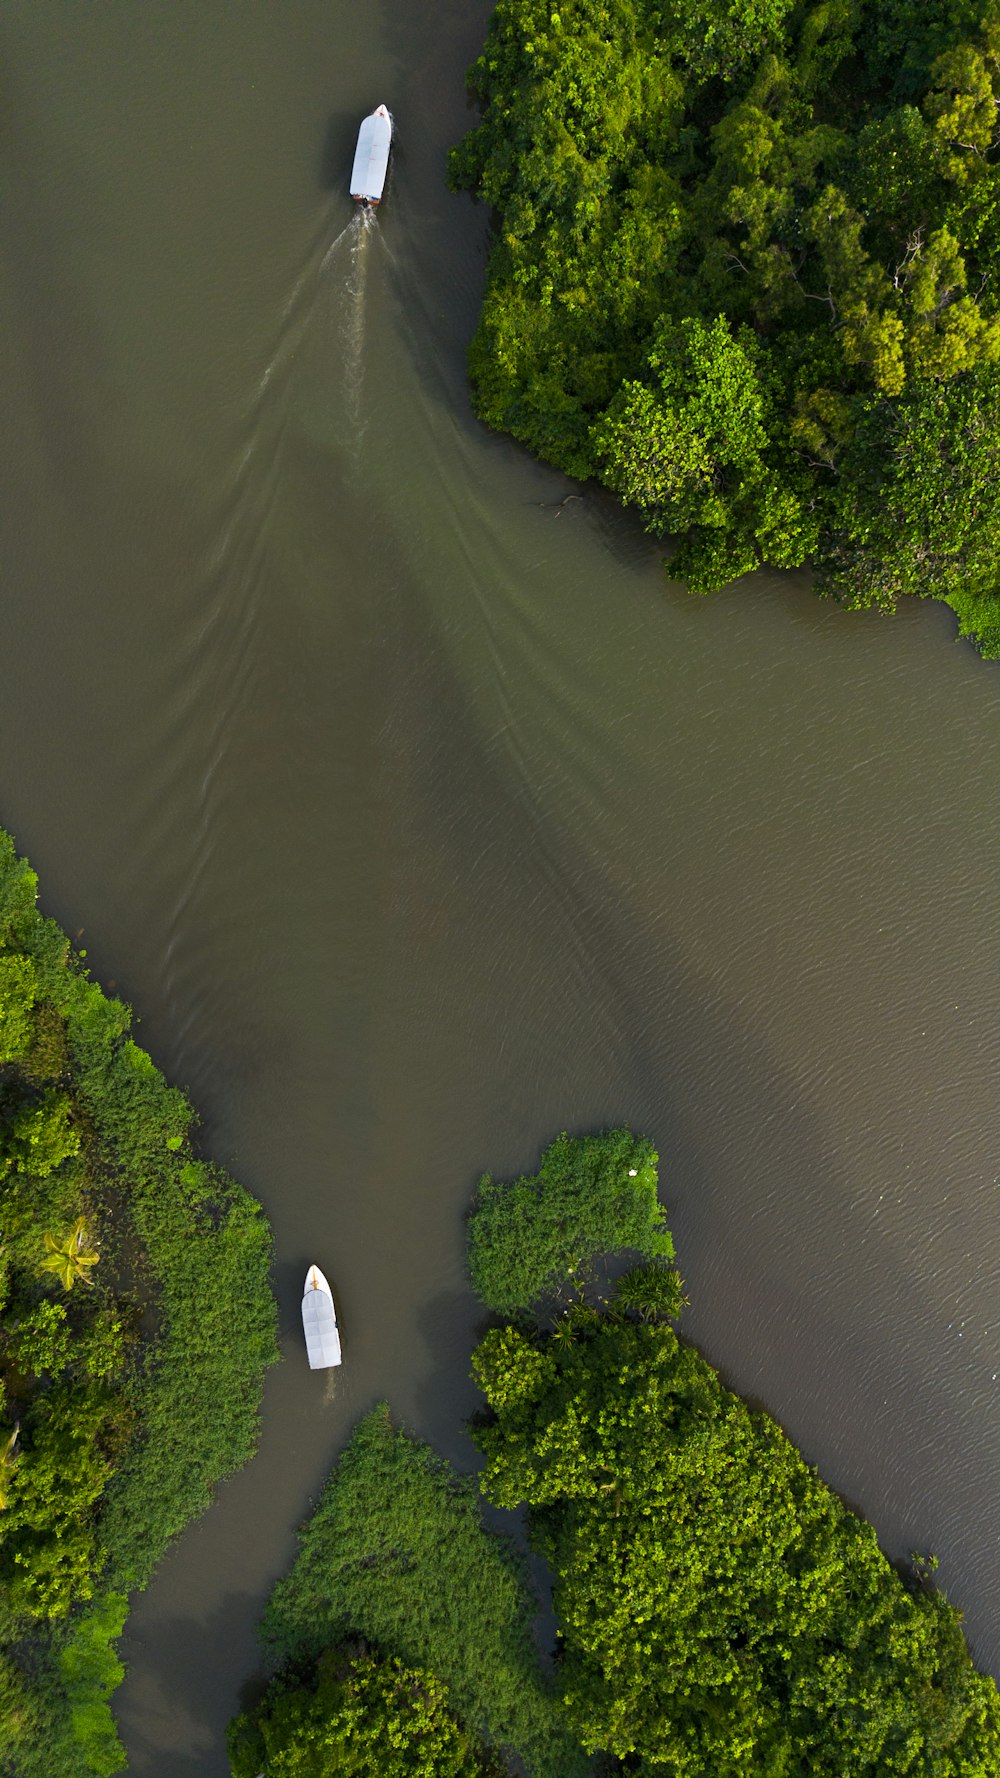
[0,1089,79,1184]
[817,362,1000,630]
[6,1302,73,1378]
[468,1127,672,1315]
[40,1216,100,1291]
[0,954,37,1063]
[260,1405,585,1777]
[228,1649,504,1778]
[593,314,816,585]
[471,1312,1000,1775]
[56,1592,127,1778]
[454,0,1000,653]
[0,1426,19,1512]
[611,1259,686,1318]
[0,825,279,1776]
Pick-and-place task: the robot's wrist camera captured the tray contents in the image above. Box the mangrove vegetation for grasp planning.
[0,827,278,1777]
[230,1404,585,1777]
[233,1127,999,1774]
[467,1128,1000,1774]
[229,1647,506,1778]
[467,1127,674,1315]
[451,0,1000,654]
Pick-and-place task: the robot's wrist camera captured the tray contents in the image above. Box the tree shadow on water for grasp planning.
[118,1591,270,1778]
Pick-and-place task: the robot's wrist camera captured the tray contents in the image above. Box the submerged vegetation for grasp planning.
[0,826,278,1776]
[451,0,1000,654]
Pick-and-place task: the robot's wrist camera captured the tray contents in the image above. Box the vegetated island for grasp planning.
[228,1403,583,1778]
[450,0,1000,656]
[230,1130,1000,1776]
[0,826,279,1778]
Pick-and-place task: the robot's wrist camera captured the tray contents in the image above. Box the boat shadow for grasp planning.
[317,110,358,191]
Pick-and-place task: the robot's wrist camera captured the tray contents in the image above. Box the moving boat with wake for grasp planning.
[302,1264,342,1369]
[350,104,392,206]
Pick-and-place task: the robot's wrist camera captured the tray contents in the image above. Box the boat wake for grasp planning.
[321,207,378,433]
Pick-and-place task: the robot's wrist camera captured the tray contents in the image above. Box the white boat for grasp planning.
[350,104,392,205]
[302,1264,342,1369]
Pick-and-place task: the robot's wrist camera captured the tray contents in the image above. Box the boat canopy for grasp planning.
[302,1265,342,1369]
[350,105,392,203]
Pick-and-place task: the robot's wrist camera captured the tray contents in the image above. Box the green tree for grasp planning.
[471,1313,1000,1775]
[228,1651,502,1778]
[453,0,1000,654]
[0,1387,110,1617]
[56,1593,127,1778]
[259,1406,582,1778]
[0,1090,79,1184]
[818,361,1000,647]
[6,1302,72,1378]
[593,315,815,586]
[0,824,278,1777]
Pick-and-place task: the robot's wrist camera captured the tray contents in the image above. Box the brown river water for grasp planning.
[1,5,999,1773]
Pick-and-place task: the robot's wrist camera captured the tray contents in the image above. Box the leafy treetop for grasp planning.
[471,1310,1000,1776]
[451,0,1000,654]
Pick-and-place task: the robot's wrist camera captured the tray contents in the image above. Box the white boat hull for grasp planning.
[350,104,392,204]
[302,1264,342,1369]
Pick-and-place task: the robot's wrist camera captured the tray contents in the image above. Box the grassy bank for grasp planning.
[0,826,279,1776]
[240,1404,586,1777]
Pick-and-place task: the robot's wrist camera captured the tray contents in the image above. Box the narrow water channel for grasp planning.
[1,5,999,1773]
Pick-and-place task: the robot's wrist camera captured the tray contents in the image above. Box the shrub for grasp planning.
[467,1128,672,1314]
[0,825,278,1774]
[260,1405,585,1778]
[612,1259,686,1319]
[228,1649,505,1778]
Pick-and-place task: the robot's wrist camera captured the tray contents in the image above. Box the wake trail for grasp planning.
[320,207,377,436]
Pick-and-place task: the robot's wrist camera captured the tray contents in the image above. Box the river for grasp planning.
[1,4,999,1774]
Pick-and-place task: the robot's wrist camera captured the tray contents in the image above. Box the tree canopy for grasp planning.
[245,1405,584,1778]
[471,1308,1000,1775]
[228,1649,503,1778]
[451,0,1000,653]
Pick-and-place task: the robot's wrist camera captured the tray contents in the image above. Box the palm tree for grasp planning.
[0,1425,19,1511]
[41,1216,99,1290]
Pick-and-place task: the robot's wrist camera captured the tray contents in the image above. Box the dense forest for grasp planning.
[231,1131,999,1775]
[0,828,278,1777]
[451,0,1000,655]
[473,1308,1000,1774]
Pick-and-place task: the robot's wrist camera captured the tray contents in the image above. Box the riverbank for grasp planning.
[4,7,1000,1766]
[0,827,278,1777]
[229,1134,1000,1774]
[450,0,1000,654]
